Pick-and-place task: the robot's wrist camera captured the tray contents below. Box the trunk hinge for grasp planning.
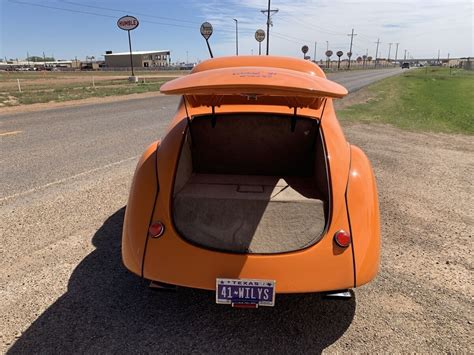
[291,107,297,132]
[319,98,328,122]
[211,106,216,128]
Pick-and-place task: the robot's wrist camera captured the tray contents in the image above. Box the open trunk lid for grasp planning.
[160,66,348,109]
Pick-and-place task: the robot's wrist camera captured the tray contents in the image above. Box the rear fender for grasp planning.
[346,145,381,286]
[122,141,160,276]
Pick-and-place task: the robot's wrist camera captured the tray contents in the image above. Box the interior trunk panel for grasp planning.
[172,114,329,254]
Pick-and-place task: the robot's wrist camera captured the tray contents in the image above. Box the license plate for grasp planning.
[216,278,276,307]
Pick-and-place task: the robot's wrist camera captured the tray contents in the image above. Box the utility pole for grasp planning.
[347,28,357,69]
[404,49,407,60]
[374,38,380,68]
[394,43,399,63]
[261,0,278,55]
[27,51,30,66]
[233,18,239,56]
[437,49,440,64]
[313,41,317,62]
[266,0,271,55]
[388,42,393,61]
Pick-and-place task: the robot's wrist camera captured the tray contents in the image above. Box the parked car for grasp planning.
[122,56,381,307]
[401,62,410,69]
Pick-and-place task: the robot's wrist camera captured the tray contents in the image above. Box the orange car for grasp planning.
[122,56,380,307]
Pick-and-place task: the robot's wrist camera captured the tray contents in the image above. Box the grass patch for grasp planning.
[0,78,174,106]
[0,70,188,82]
[339,67,474,134]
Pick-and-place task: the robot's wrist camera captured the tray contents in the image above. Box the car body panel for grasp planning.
[160,65,348,102]
[346,145,381,286]
[122,141,159,276]
[161,56,347,110]
[190,56,327,76]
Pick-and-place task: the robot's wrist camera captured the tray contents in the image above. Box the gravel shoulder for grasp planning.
[2,122,472,353]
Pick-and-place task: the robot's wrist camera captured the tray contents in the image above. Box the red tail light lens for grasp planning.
[334,230,351,248]
[149,221,165,238]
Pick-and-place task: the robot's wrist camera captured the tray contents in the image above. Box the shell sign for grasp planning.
[117,15,139,31]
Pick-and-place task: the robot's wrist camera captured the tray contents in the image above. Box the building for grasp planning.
[104,50,171,68]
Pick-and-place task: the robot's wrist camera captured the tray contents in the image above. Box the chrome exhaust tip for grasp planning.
[323,290,352,299]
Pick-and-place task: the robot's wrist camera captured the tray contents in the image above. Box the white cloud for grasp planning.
[195,0,473,59]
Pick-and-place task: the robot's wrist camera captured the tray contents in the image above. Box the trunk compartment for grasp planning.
[172,113,329,254]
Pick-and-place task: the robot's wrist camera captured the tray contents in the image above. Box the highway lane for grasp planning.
[327,68,403,92]
[0,68,400,200]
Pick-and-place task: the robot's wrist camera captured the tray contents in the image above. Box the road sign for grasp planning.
[336,51,343,57]
[347,51,352,58]
[117,15,139,31]
[301,45,309,54]
[255,29,265,42]
[325,50,333,57]
[200,22,213,40]
[117,15,139,77]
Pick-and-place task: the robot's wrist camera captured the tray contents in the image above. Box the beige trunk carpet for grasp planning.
[173,174,325,253]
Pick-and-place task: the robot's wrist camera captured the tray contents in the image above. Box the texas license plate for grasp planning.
[216,278,276,307]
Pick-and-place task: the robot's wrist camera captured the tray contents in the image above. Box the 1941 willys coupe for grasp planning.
[122,56,380,307]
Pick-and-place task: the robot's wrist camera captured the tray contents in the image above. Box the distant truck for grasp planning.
[401,62,410,69]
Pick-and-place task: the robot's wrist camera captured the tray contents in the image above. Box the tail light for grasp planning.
[334,230,351,248]
[149,221,165,238]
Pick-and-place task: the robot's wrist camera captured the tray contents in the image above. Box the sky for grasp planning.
[1,0,473,63]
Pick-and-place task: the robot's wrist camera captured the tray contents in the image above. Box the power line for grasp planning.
[63,0,200,24]
[9,0,198,30]
[272,31,307,42]
[9,0,267,43]
[277,17,347,37]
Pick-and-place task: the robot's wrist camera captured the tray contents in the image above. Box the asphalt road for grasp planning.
[6,67,471,353]
[0,68,400,200]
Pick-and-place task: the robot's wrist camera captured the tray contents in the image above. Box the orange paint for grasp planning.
[122,56,380,293]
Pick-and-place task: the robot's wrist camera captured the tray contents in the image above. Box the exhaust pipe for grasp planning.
[149,281,177,292]
[324,290,352,299]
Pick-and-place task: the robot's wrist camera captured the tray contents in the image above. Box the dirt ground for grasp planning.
[339,121,473,352]
[0,91,164,115]
[1,91,473,352]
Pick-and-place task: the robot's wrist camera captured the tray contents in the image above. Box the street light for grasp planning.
[233,18,239,56]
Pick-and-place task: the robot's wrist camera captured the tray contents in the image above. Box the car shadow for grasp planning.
[9,207,355,354]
